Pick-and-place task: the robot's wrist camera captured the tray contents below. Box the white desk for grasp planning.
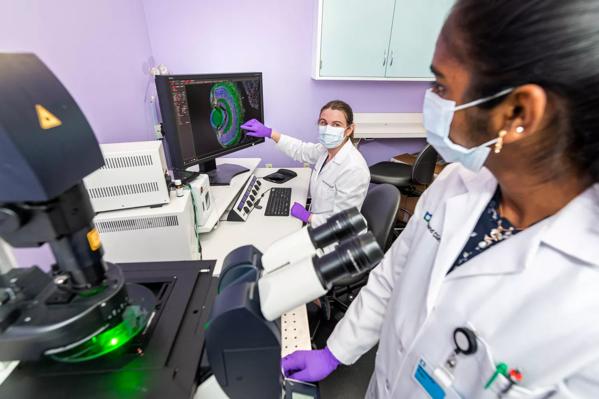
[200,166,312,276]
[195,165,313,399]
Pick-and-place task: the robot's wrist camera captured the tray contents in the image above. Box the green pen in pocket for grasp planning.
[484,362,508,390]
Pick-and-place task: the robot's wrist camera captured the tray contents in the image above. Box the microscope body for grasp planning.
[0,53,131,362]
[206,245,283,399]
[206,210,384,399]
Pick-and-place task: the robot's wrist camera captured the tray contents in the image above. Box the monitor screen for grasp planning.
[156,73,264,170]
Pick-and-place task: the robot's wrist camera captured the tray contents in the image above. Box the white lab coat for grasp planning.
[276,135,370,226]
[327,163,599,398]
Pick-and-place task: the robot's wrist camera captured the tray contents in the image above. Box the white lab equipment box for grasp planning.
[94,191,200,263]
[84,141,170,212]
[189,174,214,227]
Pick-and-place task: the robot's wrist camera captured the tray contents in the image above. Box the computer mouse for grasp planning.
[264,168,297,183]
[268,173,286,183]
[277,169,297,178]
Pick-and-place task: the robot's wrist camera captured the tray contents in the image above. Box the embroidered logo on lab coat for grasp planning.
[424,212,441,241]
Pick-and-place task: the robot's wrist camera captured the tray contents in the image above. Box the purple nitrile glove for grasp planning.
[240,118,272,138]
[290,202,311,223]
[282,347,340,382]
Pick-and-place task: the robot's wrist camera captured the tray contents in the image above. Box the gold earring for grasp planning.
[494,129,508,154]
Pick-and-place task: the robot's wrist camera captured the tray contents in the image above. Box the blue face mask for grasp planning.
[423,88,513,172]
[319,125,346,149]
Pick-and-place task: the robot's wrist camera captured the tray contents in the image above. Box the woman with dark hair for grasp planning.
[282,1,599,397]
[241,100,370,226]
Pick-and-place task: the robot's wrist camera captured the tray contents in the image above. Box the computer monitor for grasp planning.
[155,72,265,185]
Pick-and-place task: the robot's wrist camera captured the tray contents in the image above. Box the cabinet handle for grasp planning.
[383,51,387,66]
[389,50,394,66]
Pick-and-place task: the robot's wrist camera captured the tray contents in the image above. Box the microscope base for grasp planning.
[0,260,217,399]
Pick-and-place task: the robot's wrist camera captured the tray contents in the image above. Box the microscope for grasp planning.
[0,53,214,398]
[0,53,146,363]
[0,53,384,399]
[207,208,383,399]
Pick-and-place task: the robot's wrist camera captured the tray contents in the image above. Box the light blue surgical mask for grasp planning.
[319,125,346,149]
[423,87,513,172]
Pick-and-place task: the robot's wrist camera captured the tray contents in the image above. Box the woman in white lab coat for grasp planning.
[282,0,599,397]
[241,100,370,226]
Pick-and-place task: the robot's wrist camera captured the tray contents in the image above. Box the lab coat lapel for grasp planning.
[317,141,351,182]
[313,152,328,178]
[425,170,496,313]
[445,219,544,281]
[541,184,599,266]
[447,183,599,281]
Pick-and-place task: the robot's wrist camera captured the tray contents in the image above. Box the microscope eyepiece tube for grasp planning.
[313,232,383,289]
[307,208,366,249]
[260,208,367,273]
[257,232,383,321]
[258,255,327,321]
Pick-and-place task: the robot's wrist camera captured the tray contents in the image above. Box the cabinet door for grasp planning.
[385,0,454,79]
[319,0,396,78]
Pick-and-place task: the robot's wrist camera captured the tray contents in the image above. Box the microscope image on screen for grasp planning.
[209,82,244,148]
[241,79,261,110]
[186,78,262,151]
[155,72,265,184]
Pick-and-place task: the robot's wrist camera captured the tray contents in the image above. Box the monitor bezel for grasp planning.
[155,72,265,171]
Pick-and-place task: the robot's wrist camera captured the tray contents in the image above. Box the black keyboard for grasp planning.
[264,187,292,216]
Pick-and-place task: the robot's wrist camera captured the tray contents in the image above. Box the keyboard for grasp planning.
[264,187,292,216]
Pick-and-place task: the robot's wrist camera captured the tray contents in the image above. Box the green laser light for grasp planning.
[49,305,149,363]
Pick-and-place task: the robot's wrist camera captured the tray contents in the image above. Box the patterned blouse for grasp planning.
[448,188,521,274]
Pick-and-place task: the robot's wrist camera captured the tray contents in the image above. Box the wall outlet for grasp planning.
[265,163,273,168]
[153,124,163,139]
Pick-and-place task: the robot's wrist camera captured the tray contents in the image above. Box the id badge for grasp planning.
[413,358,463,399]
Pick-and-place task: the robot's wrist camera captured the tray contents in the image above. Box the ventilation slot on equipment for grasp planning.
[87,182,160,198]
[100,155,155,169]
[96,215,179,233]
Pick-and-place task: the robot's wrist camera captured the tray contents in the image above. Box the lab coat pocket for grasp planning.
[313,178,335,212]
[452,339,552,399]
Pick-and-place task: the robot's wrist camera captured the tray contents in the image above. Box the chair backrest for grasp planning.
[360,183,401,251]
[411,144,438,185]
[331,184,400,288]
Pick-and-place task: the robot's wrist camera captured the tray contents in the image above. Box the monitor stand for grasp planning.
[174,160,249,186]
[199,159,249,186]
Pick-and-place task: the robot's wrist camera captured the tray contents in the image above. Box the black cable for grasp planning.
[253,185,274,210]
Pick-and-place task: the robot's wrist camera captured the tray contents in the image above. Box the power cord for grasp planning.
[186,184,203,256]
[253,185,274,210]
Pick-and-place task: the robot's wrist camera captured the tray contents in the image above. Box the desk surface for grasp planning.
[195,165,313,399]
[200,166,312,276]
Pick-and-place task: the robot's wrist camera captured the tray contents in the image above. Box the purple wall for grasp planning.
[1,0,155,144]
[141,0,428,166]
[1,0,155,269]
[4,0,429,269]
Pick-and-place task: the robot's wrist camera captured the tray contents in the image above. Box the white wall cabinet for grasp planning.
[314,0,454,81]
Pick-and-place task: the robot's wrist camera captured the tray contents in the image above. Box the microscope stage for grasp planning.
[0,260,217,399]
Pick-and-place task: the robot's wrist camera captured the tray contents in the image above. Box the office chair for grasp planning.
[369,144,438,240]
[369,144,438,197]
[323,184,401,315]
